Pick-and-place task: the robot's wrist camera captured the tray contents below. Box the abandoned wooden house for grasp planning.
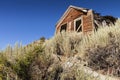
[55,5,117,34]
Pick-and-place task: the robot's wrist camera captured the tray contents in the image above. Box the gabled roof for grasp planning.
[56,5,89,27]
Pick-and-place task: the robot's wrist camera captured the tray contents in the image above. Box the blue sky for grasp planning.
[0,0,120,49]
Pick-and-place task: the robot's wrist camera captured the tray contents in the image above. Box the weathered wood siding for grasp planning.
[56,8,94,34]
[56,8,85,33]
[82,10,94,34]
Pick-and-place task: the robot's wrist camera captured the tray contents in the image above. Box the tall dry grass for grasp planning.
[45,19,120,58]
[45,19,120,78]
[0,19,120,80]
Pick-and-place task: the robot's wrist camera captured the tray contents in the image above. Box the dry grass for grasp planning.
[0,20,120,80]
[45,20,120,58]
[45,19,120,78]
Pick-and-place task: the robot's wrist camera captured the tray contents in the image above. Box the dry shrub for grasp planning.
[86,32,120,77]
[29,57,63,80]
[45,31,82,57]
[60,66,99,80]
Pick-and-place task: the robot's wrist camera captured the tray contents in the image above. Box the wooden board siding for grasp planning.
[82,10,94,34]
[56,8,85,33]
[71,21,74,31]
[61,8,84,24]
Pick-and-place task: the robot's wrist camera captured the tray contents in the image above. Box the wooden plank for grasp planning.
[82,10,94,33]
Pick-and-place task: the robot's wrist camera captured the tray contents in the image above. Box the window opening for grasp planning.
[60,23,67,32]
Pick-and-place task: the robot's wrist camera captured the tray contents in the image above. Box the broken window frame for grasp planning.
[74,17,82,32]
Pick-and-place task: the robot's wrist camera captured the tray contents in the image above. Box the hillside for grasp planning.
[0,20,120,80]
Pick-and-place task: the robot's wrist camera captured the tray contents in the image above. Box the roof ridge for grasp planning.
[69,5,86,10]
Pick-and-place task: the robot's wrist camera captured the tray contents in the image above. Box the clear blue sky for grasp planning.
[0,0,120,49]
